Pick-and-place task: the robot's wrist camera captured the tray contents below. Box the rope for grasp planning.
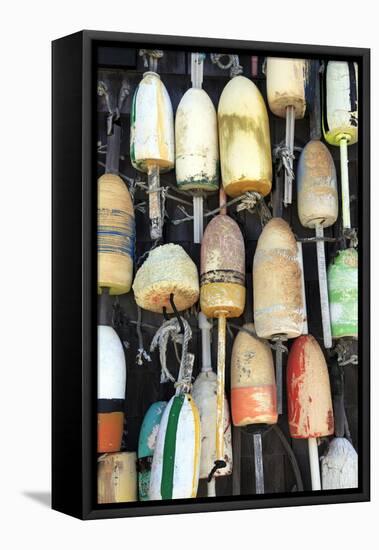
[210,53,243,78]
[139,49,164,71]
[150,317,192,391]
[135,305,152,366]
[273,143,295,182]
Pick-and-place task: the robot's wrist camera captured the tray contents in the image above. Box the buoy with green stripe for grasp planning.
[149,354,201,500]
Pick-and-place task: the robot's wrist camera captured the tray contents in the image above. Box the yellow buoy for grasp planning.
[218,75,272,198]
[97,452,137,503]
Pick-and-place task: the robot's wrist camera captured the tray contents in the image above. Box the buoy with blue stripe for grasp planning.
[130,50,174,240]
[98,452,137,503]
[137,401,167,501]
[297,140,338,349]
[97,79,135,295]
[266,58,309,205]
[328,248,358,340]
[149,355,201,500]
[175,53,219,243]
[192,312,233,497]
[218,75,272,199]
[322,61,358,231]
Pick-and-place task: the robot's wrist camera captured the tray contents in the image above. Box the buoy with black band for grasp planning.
[287,335,334,490]
[175,53,219,243]
[130,50,175,240]
[98,452,137,503]
[192,312,233,497]
[137,401,167,501]
[266,58,309,206]
[322,61,358,232]
[200,188,245,479]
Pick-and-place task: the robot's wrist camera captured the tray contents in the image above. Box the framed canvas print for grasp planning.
[52,30,370,520]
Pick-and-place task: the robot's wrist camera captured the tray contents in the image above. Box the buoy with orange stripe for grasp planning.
[97,324,126,453]
[98,452,137,503]
[149,354,201,500]
[287,335,334,490]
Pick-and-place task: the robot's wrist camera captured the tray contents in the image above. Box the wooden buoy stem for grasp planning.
[308,437,321,490]
[284,104,295,206]
[216,314,227,463]
[147,164,162,240]
[253,432,265,494]
[315,224,332,348]
[219,187,227,216]
[199,311,212,372]
[338,136,351,230]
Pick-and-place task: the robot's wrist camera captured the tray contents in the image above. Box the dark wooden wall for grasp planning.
[96,47,358,496]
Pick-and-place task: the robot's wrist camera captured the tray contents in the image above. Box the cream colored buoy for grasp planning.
[231,324,277,427]
[176,53,219,242]
[297,139,338,349]
[97,325,126,453]
[266,58,309,205]
[322,61,358,230]
[132,244,199,313]
[98,452,137,503]
[98,174,135,295]
[130,69,174,239]
[218,75,272,198]
[253,218,303,340]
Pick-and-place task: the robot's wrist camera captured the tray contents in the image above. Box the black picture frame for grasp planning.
[52,30,370,520]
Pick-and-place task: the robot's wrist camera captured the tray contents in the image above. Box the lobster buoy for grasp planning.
[149,393,201,500]
[328,248,358,339]
[321,437,358,490]
[192,371,233,479]
[287,334,334,490]
[97,452,137,503]
[132,244,199,313]
[130,70,174,239]
[176,88,219,193]
[218,75,272,198]
[322,61,358,147]
[137,401,167,501]
[253,218,303,340]
[97,325,126,453]
[297,139,338,349]
[287,335,334,439]
[231,324,277,426]
[97,174,135,295]
[266,58,308,119]
[130,71,174,173]
[297,140,338,229]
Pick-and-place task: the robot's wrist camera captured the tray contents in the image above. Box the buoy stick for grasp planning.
[105,123,122,175]
[216,314,227,464]
[253,433,265,494]
[147,164,162,240]
[308,437,321,490]
[297,242,308,334]
[207,478,216,497]
[315,224,332,348]
[199,312,212,372]
[232,426,241,495]
[339,136,351,230]
[274,337,284,415]
[190,53,205,243]
[284,104,295,206]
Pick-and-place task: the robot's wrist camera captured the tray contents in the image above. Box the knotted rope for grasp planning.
[335,339,358,366]
[150,317,193,393]
[273,143,295,183]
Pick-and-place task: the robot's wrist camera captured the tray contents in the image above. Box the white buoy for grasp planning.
[321,437,358,490]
